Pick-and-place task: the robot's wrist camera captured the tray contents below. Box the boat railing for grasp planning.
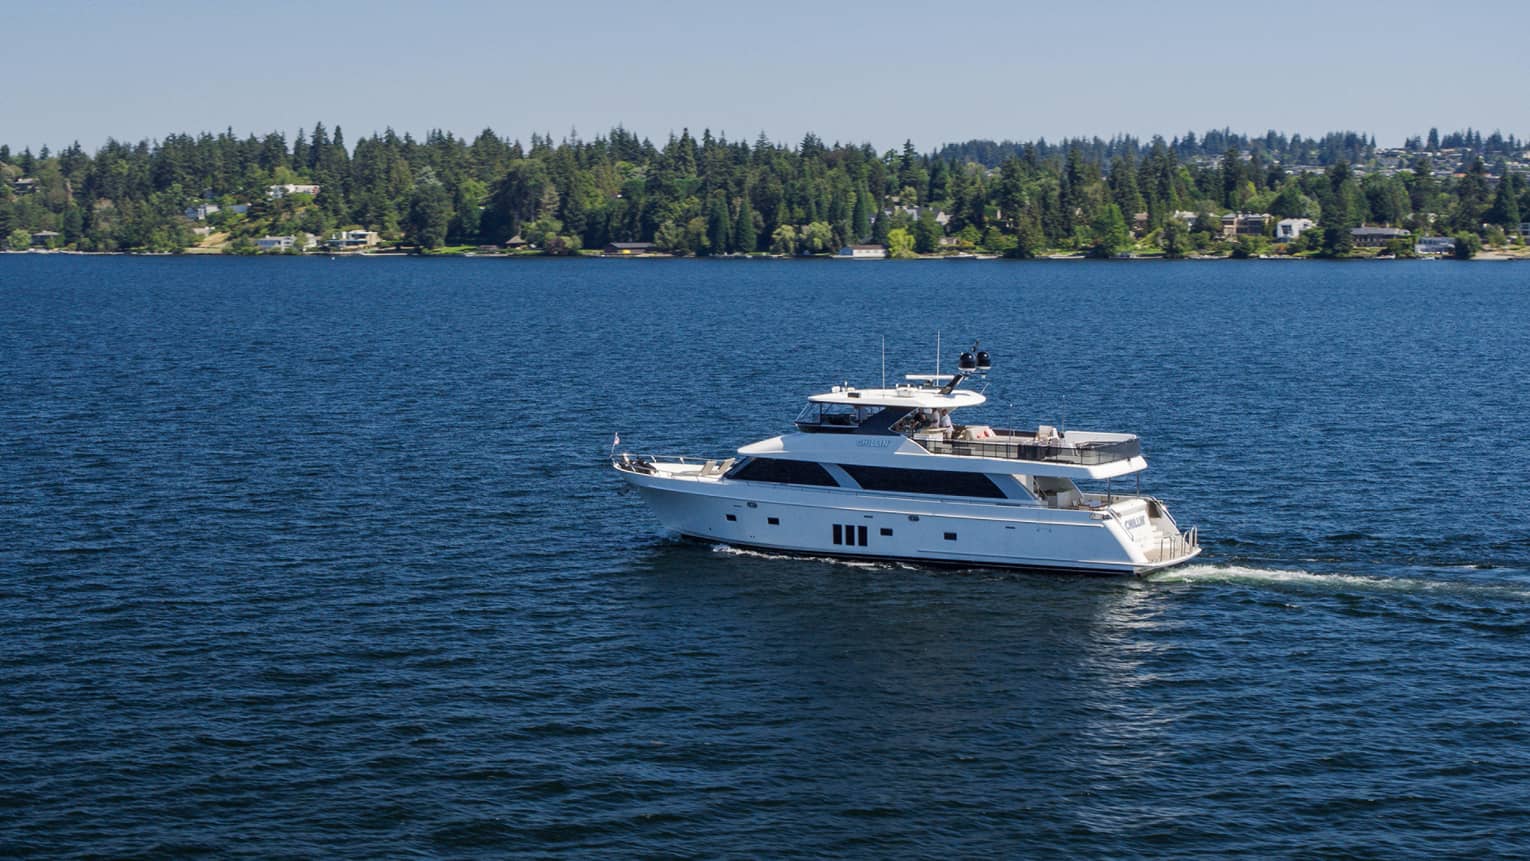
[1153,525,1199,563]
[918,432,1141,465]
[612,453,734,477]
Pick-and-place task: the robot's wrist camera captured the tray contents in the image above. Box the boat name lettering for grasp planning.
[1123,515,1147,530]
[856,439,895,448]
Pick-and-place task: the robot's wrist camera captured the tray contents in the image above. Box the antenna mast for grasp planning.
[881,336,886,390]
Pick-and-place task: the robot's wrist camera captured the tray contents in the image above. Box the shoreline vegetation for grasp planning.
[5,247,1527,261]
[2,123,1526,261]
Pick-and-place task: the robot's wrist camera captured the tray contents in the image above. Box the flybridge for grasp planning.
[799,342,992,423]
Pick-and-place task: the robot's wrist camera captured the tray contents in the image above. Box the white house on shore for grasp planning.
[323,229,379,249]
[1415,236,1456,255]
[184,203,249,220]
[1276,218,1315,241]
[1350,226,1411,247]
[256,233,317,251]
[836,244,887,259]
[267,183,320,199]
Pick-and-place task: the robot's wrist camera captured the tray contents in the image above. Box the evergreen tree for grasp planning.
[1486,172,1522,229]
[1090,204,1131,257]
[1453,157,1490,232]
[734,196,756,253]
[913,209,941,253]
[1160,218,1188,258]
[705,192,731,254]
[404,175,451,248]
[851,188,871,241]
[871,211,890,246]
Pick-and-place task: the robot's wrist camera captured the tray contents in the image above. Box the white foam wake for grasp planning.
[1149,562,1530,600]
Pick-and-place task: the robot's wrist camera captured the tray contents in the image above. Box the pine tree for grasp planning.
[851,188,871,241]
[733,197,756,253]
[913,209,941,253]
[1486,172,1522,228]
[705,192,730,254]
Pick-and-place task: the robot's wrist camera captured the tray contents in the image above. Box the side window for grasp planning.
[729,458,838,486]
[840,464,1006,498]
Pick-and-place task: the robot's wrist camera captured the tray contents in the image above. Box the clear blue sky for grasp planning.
[3,0,1525,154]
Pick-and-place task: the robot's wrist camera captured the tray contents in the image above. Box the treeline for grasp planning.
[937,130,1376,170]
[0,124,1525,257]
[937,127,1523,169]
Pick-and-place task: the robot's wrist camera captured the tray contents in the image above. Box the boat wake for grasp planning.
[1149,562,1530,600]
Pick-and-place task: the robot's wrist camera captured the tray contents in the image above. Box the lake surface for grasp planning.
[3,255,1529,857]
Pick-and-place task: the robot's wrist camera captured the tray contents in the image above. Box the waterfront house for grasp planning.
[256,233,316,251]
[12,177,39,194]
[1170,210,1199,230]
[880,206,950,227]
[1220,212,1271,239]
[1275,218,1315,241]
[30,230,61,246]
[267,183,320,199]
[603,241,656,256]
[836,244,888,259]
[1415,236,1456,255]
[184,202,247,220]
[323,229,379,249]
[503,235,528,250]
[1350,226,1411,247]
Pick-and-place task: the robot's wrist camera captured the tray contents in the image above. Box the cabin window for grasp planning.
[834,524,867,546]
[880,527,893,536]
[767,517,779,525]
[725,514,736,521]
[840,464,1006,499]
[728,458,838,487]
[944,532,958,541]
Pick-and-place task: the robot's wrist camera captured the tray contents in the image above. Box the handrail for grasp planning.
[919,434,1141,465]
[1154,525,1200,563]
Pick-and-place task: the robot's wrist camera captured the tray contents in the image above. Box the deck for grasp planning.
[917,430,1141,466]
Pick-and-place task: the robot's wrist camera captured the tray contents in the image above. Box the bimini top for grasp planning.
[808,384,986,410]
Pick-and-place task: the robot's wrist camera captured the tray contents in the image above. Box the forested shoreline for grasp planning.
[1,124,1526,258]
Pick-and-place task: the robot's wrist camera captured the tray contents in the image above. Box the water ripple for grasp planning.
[5,257,1530,857]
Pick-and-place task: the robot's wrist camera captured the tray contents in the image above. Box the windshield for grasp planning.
[795,402,887,427]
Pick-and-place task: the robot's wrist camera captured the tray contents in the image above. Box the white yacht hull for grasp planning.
[620,468,1199,576]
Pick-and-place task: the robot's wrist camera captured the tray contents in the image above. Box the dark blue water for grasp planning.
[4,255,1530,858]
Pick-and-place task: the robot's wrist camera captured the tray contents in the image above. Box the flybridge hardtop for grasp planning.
[806,381,986,409]
[613,343,1200,575]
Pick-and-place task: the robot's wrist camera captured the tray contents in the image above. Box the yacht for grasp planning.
[613,347,1200,575]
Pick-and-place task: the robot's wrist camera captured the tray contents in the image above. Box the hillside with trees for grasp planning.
[1,124,1526,257]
